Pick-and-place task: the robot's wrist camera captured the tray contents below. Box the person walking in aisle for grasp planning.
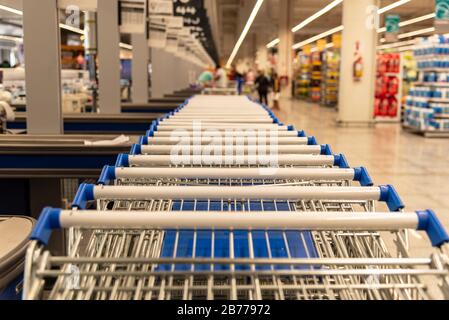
[271,72,281,110]
[255,70,270,106]
[214,65,228,88]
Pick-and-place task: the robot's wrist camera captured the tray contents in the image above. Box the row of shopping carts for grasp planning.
[23,95,449,300]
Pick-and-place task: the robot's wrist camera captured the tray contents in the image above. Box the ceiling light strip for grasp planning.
[291,0,413,50]
[291,0,343,33]
[0,4,23,16]
[377,39,416,50]
[378,0,411,15]
[378,12,435,34]
[398,27,435,39]
[226,0,265,68]
[266,38,280,48]
[292,25,344,49]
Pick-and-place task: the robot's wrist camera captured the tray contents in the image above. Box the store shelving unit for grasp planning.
[321,49,340,107]
[403,36,449,137]
[293,52,311,100]
[310,51,322,103]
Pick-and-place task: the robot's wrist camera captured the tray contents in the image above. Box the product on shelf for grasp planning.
[404,35,449,135]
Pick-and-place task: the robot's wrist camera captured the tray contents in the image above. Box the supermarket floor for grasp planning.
[274,98,449,258]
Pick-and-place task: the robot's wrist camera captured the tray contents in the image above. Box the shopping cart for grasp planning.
[22,95,449,300]
[24,206,449,300]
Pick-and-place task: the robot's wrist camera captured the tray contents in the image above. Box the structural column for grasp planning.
[97,0,121,113]
[151,48,177,98]
[131,33,149,103]
[278,0,293,98]
[338,0,379,125]
[23,0,62,134]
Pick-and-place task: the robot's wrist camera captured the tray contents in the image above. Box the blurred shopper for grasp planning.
[229,64,239,81]
[271,72,281,110]
[215,65,228,88]
[246,69,256,85]
[236,73,245,95]
[198,69,214,88]
[230,65,245,95]
[255,70,270,106]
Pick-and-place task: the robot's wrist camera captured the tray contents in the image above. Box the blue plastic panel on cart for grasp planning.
[158,201,318,272]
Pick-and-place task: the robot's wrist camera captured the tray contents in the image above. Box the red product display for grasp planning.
[374,53,401,119]
[388,97,398,117]
[377,53,400,74]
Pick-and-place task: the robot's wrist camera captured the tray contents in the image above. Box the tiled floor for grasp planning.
[274,98,449,258]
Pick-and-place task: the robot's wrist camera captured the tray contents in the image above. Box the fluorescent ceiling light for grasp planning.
[379,27,435,43]
[291,0,412,50]
[226,0,265,68]
[0,4,23,15]
[399,12,435,27]
[378,44,415,52]
[377,39,416,50]
[266,38,280,48]
[267,0,342,48]
[291,0,343,33]
[60,24,83,34]
[292,25,344,49]
[398,27,435,39]
[378,0,411,15]
[119,43,133,50]
[309,42,335,53]
[378,12,435,33]
[0,5,132,50]
[0,35,22,42]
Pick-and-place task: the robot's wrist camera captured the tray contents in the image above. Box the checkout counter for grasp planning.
[0,134,134,299]
[11,101,180,114]
[0,134,135,254]
[5,112,164,134]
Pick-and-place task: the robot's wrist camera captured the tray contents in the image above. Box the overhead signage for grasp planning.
[119,0,147,34]
[148,1,173,48]
[385,14,400,42]
[173,0,218,64]
[435,0,449,33]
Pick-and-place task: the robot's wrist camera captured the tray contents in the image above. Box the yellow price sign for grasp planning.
[303,45,311,54]
[317,39,327,51]
[332,34,342,49]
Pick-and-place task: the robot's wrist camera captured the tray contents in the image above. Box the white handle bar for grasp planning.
[146,136,308,145]
[156,124,289,131]
[140,145,322,155]
[128,154,335,167]
[93,185,381,201]
[114,167,356,180]
[59,210,418,231]
[151,131,300,137]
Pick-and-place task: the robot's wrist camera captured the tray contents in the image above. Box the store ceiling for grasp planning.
[0,0,438,61]
[214,0,436,61]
